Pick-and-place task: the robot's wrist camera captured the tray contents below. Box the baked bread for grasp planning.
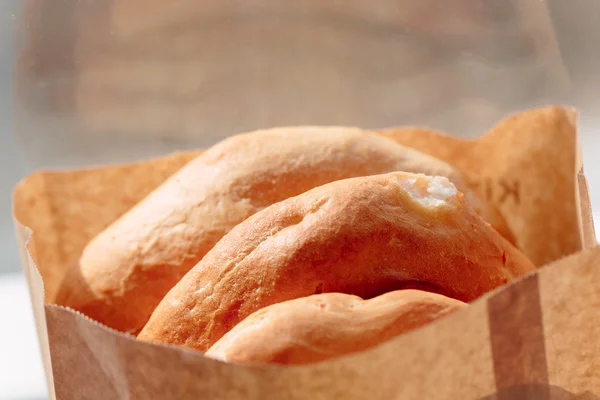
[137,172,534,351]
[205,289,466,365]
[56,127,512,334]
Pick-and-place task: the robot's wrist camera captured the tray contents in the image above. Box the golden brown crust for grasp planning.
[56,127,510,334]
[137,172,534,351]
[205,289,466,365]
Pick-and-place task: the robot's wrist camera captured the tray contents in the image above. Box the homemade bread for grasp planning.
[57,127,511,334]
[137,172,534,351]
[205,289,466,365]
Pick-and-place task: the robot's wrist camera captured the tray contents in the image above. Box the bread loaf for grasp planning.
[57,127,511,334]
[137,172,534,351]
[205,289,466,365]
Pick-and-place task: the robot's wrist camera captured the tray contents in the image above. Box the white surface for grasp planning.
[0,274,47,400]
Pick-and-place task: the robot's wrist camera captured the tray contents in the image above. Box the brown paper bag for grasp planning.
[12,106,600,399]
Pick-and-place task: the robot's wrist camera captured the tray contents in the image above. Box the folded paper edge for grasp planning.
[577,170,597,249]
[12,220,56,400]
[572,106,597,247]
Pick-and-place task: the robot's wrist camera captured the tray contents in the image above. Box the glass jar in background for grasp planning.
[13,0,600,191]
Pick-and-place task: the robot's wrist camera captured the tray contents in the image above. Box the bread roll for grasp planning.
[57,127,512,334]
[138,172,534,351]
[205,289,466,365]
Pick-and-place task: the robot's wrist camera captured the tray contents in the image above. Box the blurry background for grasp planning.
[3,1,600,398]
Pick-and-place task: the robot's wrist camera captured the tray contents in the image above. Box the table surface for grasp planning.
[0,274,47,400]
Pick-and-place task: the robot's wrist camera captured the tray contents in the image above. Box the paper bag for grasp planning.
[12,106,600,399]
